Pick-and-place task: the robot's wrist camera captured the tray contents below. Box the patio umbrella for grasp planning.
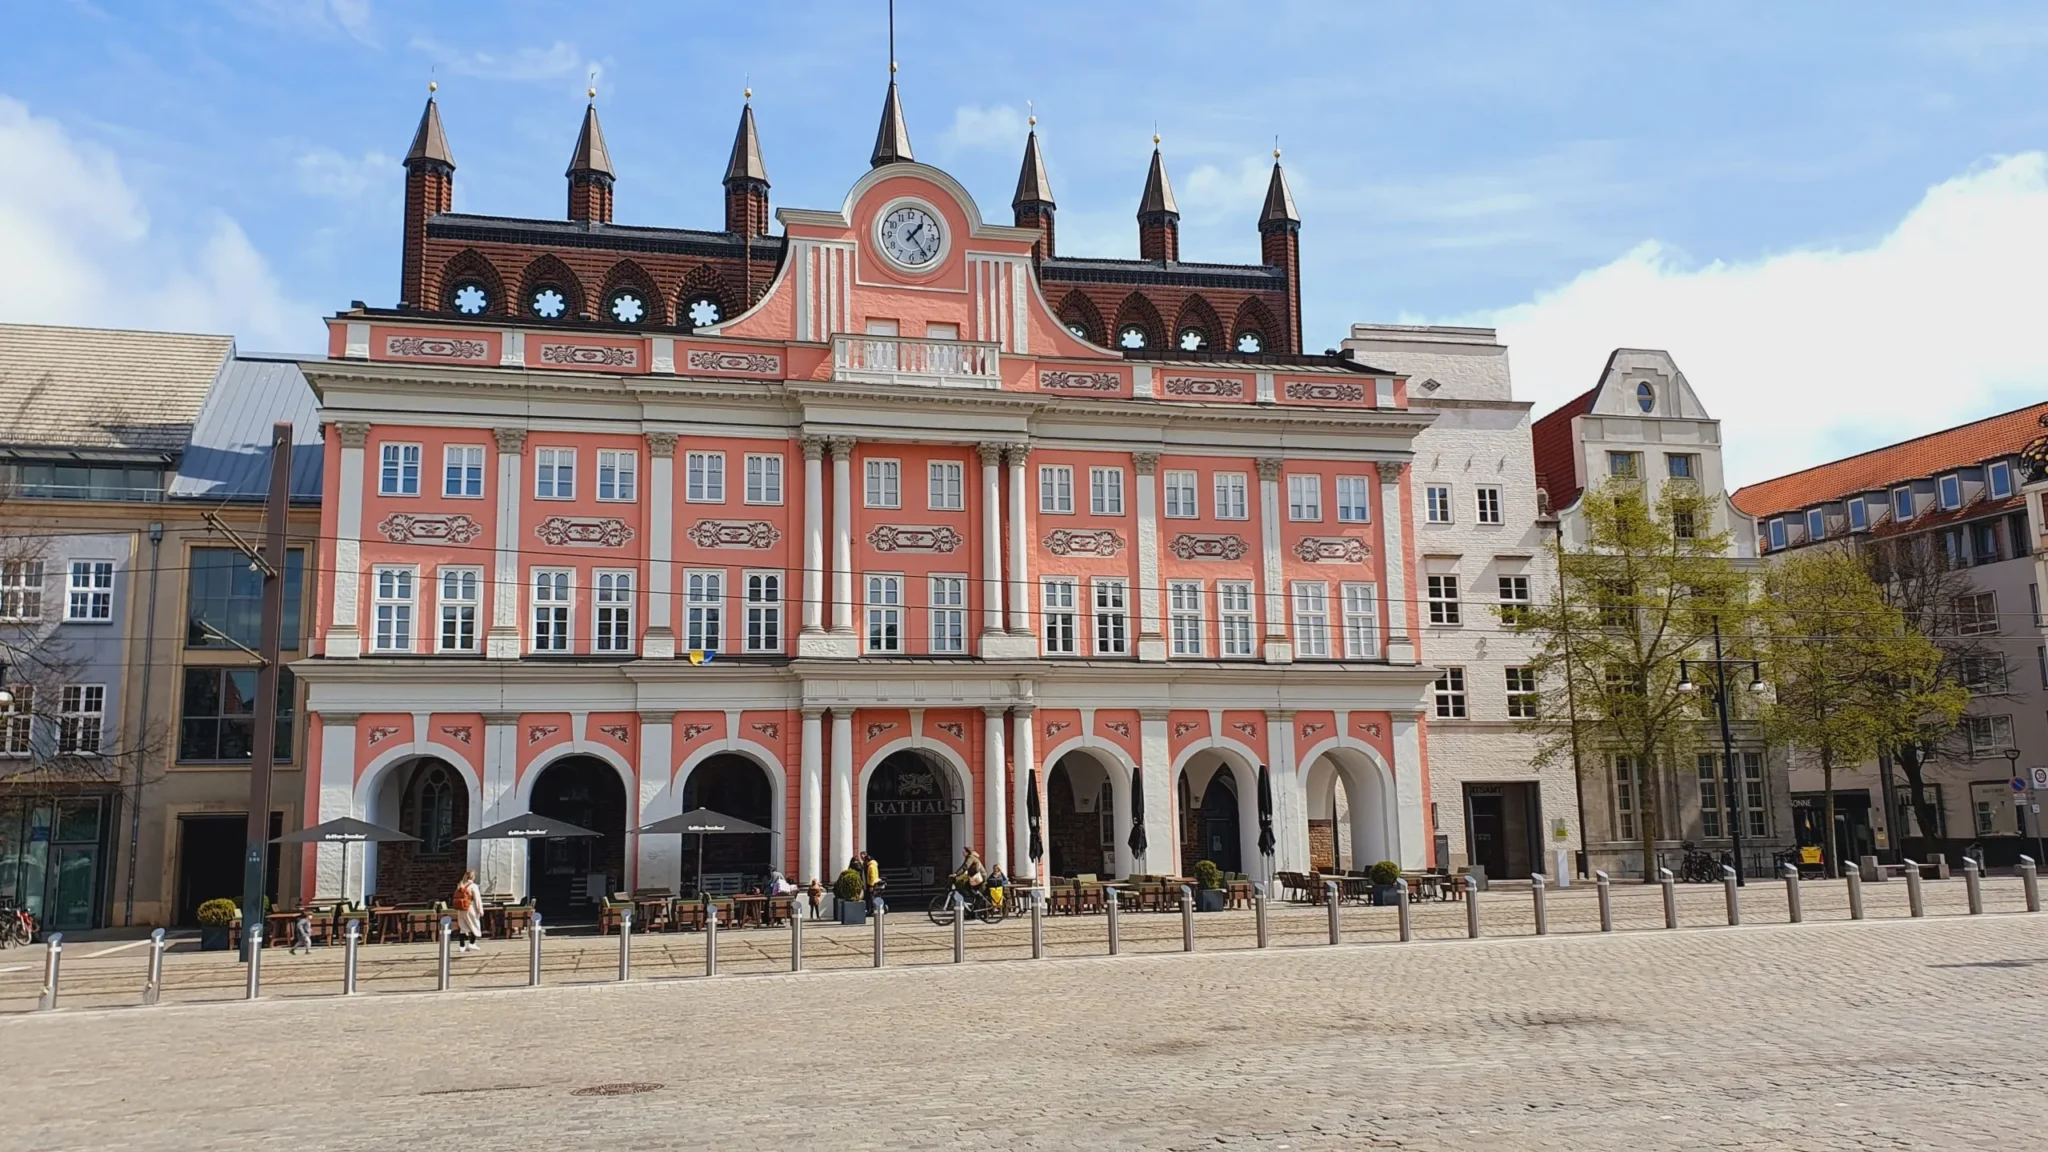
[458,813,602,902]
[1128,766,1148,862]
[1026,767,1044,865]
[636,807,775,899]
[1256,764,1277,859]
[272,817,417,905]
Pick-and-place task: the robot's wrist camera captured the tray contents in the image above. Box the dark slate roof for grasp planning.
[405,95,454,169]
[1013,128,1053,209]
[426,213,787,259]
[1039,256,1282,290]
[1122,347,1390,374]
[168,355,323,502]
[1260,161,1299,226]
[870,80,913,167]
[566,103,614,178]
[723,101,768,187]
[1138,147,1178,218]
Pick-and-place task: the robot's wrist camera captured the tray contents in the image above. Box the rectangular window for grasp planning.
[1666,453,1696,480]
[1848,497,1868,532]
[744,454,784,505]
[597,450,637,502]
[0,686,30,756]
[1287,475,1322,521]
[1341,582,1379,659]
[1333,475,1371,524]
[1498,575,1531,624]
[1767,518,1787,551]
[177,667,295,763]
[928,575,966,654]
[371,566,416,652]
[1426,484,1453,524]
[379,442,421,496]
[0,560,43,621]
[535,448,575,499]
[1475,486,1503,525]
[687,451,726,503]
[57,684,104,756]
[1954,591,1998,636]
[1892,486,1914,521]
[443,445,485,498]
[1505,667,1538,718]
[1168,581,1203,657]
[186,549,303,650]
[594,570,634,653]
[1164,470,1199,518]
[1698,754,1724,839]
[927,462,965,511]
[1989,460,2014,500]
[1673,508,1698,539]
[1614,756,1639,841]
[1742,751,1766,838]
[437,567,480,653]
[1042,579,1078,655]
[865,574,903,653]
[863,459,901,509]
[1092,579,1129,656]
[66,561,113,622]
[1966,715,2014,754]
[1291,581,1330,658]
[686,570,724,653]
[1427,574,1461,625]
[1960,655,2009,693]
[744,572,783,654]
[1432,667,1467,719]
[531,570,572,652]
[1805,508,1825,541]
[1039,465,1074,514]
[1089,467,1125,516]
[1213,473,1248,520]
[1938,474,1962,511]
[1608,451,1640,479]
[1217,581,1255,657]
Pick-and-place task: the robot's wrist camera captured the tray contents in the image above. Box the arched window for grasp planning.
[1178,328,1207,352]
[529,286,568,320]
[606,290,647,325]
[683,295,724,330]
[1636,382,1654,413]
[1065,321,1090,340]
[1117,325,1148,350]
[448,281,491,316]
[411,764,456,856]
[1236,331,1264,354]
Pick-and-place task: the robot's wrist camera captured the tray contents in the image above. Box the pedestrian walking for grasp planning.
[862,851,884,913]
[289,913,313,954]
[451,869,484,952]
[806,876,825,919]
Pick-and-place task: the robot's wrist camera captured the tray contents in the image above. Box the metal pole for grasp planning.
[142,928,166,1005]
[1708,617,1746,886]
[244,926,262,999]
[1465,874,1480,938]
[870,897,885,968]
[436,917,452,991]
[952,894,967,963]
[1903,859,1925,918]
[1782,864,1802,923]
[1030,889,1044,959]
[1531,873,1548,936]
[38,932,62,1010]
[617,910,633,980]
[1255,882,1271,948]
[790,900,804,972]
[1659,867,1677,929]
[2022,856,2041,913]
[1964,858,1983,915]
[1396,878,1412,942]
[706,902,720,976]
[1723,865,1740,926]
[1324,881,1341,945]
[1845,863,1865,920]
[1595,871,1613,932]
[240,423,293,955]
[1182,885,1197,952]
[528,912,544,986]
[342,920,360,995]
[1105,886,1120,955]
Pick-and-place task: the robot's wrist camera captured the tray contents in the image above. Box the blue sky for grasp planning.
[3,1,2046,484]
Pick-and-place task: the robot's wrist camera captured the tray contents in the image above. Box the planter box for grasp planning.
[1195,889,1229,913]
[199,926,232,951]
[835,901,868,927]
[1371,884,1403,906]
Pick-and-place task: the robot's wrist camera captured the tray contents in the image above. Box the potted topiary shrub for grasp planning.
[1368,860,1405,906]
[196,898,240,951]
[1193,860,1228,912]
[833,867,868,926]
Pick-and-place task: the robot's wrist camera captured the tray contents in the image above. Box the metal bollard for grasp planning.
[1596,871,1613,932]
[1325,881,1341,945]
[528,912,544,986]
[1964,858,1983,915]
[1255,882,1271,948]
[1182,885,1197,952]
[1782,864,1802,924]
[871,898,886,968]
[790,901,804,972]
[1465,874,1481,938]
[244,926,263,999]
[1105,886,1121,955]
[617,910,633,981]
[1030,889,1045,959]
[2022,856,2041,913]
[1845,864,1865,920]
[1723,865,1740,926]
[1531,873,1548,936]
[38,932,62,1010]
[436,917,452,991]
[706,903,719,977]
[342,920,361,995]
[952,894,967,963]
[1396,878,1412,942]
[1903,859,1925,918]
[1660,868,1678,929]
[142,928,166,1005]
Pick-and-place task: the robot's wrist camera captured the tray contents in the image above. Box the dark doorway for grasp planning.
[374,759,469,904]
[1465,783,1539,881]
[1794,791,1876,871]
[528,757,628,922]
[865,751,958,904]
[1046,758,1110,878]
[1199,774,1241,875]
[680,754,775,895]
[176,812,280,926]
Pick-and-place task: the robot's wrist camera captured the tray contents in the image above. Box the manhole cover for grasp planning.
[572,1082,664,1097]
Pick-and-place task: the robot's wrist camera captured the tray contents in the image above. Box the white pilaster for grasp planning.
[830,437,854,636]
[1133,451,1166,661]
[327,423,367,659]
[984,708,1009,873]
[487,428,527,659]
[829,709,855,873]
[480,714,521,897]
[978,443,1006,640]
[1011,708,1036,881]
[644,433,677,660]
[1378,461,1415,663]
[802,436,825,634]
[1139,710,1174,876]
[638,717,676,890]
[1257,457,1293,663]
[1006,445,1031,636]
[1267,711,1308,878]
[315,712,358,900]
[1393,714,1427,869]
[800,708,824,885]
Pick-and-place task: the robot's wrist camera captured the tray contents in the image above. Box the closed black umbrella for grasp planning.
[273,817,417,905]
[1256,764,1277,858]
[1128,766,1148,863]
[1026,768,1044,865]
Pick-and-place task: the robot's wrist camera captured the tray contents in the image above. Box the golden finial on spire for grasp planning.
[1027,98,1035,127]
[1153,132,1161,146]
[744,87,753,100]
[588,86,597,100]
[890,59,898,73]
[1274,134,1281,160]
[428,79,437,94]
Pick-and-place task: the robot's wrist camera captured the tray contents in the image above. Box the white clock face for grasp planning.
[879,205,943,268]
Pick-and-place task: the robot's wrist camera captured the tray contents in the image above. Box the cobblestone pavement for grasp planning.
[6,884,2048,1150]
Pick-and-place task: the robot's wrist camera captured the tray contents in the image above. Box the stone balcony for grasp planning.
[830,333,1002,390]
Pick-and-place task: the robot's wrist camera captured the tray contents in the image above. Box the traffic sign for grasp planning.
[2033,766,2048,790]
[2014,776,2029,795]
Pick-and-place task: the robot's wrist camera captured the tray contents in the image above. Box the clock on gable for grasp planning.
[876,201,945,271]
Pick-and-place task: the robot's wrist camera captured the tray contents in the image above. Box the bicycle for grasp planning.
[1678,845,1723,884]
[0,904,36,949]
[927,883,1007,926]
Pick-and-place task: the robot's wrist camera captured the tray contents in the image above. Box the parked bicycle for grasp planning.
[0,904,36,948]
[1678,844,1727,884]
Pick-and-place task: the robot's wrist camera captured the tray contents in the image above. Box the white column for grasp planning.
[487,428,527,659]
[978,443,1005,639]
[800,708,824,885]
[327,423,367,658]
[1011,708,1036,881]
[1267,710,1308,878]
[983,708,1009,873]
[638,716,676,890]
[1133,451,1166,661]
[1006,445,1031,635]
[644,433,676,659]
[829,708,855,874]
[1377,461,1414,663]
[315,713,358,899]
[1139,710,1173,876]
[1393,714,1427,869]
[830,437,855,636]
[802,436,826,634]
[480,713,521,898]
[1257,457,1292,663]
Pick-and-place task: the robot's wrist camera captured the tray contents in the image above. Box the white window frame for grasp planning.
[442,444,485,498]
[66,560,113,622]
[1475,486,1503,525]
[928,574,967,654]
[1092,578,1129,656]
[1213,473,1248,520]
[1164,470,1199,519]
[927,461,965,512]
[744,570,783,654]
[1427,574,1462,626]
[531,569,573,652]
[436,566,481,653]
[1039,465,1075,515]
[686,451,726,504]
[1287,475,1322,522]
[597,450,638,503]
[1340,582,1379,659]
[379,442,422,497]
[1336,475,1371,524]
[1433,667,1467,719]
[0,685,30,756]
[744,453,784,505]
[1938,473,1962,511]
[1042,578,1078,655]
[864,458,901,509]
[1614,755,1639,840]
[864,573,904,654]
[1168,580,1203,657]
[1291,581,1330,658]
[371,565,417,653]
[534,448,576,500]
[1505,667,1538,719]
[1989,460,2014,500]
[1955,591,1998,636]
[1608,451,1640,480]
[1498,574,1531,624]
[1767,518,1787,551]
[1848,497,1868,532]
[593,569,635,654]
[685,569,725,654]
[1089,467,1125,517]
[1805,508,1825,541]
[1892,486,1914,521]
[1698,754,1725,839]
[1,560,44,622]
[57,684,104,756]
[1426,484,1453,524]
[1966,714,2014,755]
[1217,580,1255,658]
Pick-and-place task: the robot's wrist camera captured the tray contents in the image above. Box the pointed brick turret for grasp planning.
[723,97,770,236]
[870,74,913,167]
[401,90,455,310]
[566,98,615,224]
[1259,154,1302,356]
[1137,141,1179,262]
[1012,122,1055,262]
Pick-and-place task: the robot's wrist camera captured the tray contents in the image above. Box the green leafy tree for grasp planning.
[1757,548,1963,877]
[1515,478,1750,879]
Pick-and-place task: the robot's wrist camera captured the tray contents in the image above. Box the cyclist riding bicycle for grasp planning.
[953,846,986,906]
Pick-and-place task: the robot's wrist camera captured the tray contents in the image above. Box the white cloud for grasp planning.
[948,104,1025,150]
[1182,156,1276,224]
[1476,153,2048,488]
[0,96,320,351]
[411,37,590,83]
[295,146,392,199]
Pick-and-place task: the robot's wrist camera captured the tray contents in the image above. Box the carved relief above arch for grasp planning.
[1171,294,1223,352]
[517,253,586,322]
[1111,291,1166,352]
[1231,296,1278,354]
[676,263,734,331]
[1055,289,1105,345]
[438,248,509,317]
[596,259,664,327]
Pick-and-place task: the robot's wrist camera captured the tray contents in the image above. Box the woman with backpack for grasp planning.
[451,870,484,952]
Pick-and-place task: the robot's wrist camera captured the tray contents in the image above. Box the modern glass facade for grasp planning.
[0,794,112,930]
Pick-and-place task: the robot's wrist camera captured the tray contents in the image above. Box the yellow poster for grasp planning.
[1799,846,1822,865]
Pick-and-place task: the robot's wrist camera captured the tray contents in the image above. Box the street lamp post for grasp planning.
[1678,617,1766,886]
[2005,747,2040,867]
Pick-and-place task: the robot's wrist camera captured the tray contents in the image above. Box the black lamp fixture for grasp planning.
[1674,616,1766,884]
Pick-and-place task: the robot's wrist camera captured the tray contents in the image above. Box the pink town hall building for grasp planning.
[296,80,1439,915]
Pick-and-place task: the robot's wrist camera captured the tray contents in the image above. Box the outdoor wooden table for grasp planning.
[671,902,707,932]
[633,895,672,930]
[481,902,510,939]
[367,906,403,943]
[764,895,794,925]
[403,907,442,941]
[730,894,767,927]
[264,910,300,946]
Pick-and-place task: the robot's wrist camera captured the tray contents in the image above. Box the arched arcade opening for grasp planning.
[527,755,628,921]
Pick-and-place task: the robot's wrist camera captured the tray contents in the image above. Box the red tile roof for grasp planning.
[1530,384,1599,513]
[1732,401,2048,518]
